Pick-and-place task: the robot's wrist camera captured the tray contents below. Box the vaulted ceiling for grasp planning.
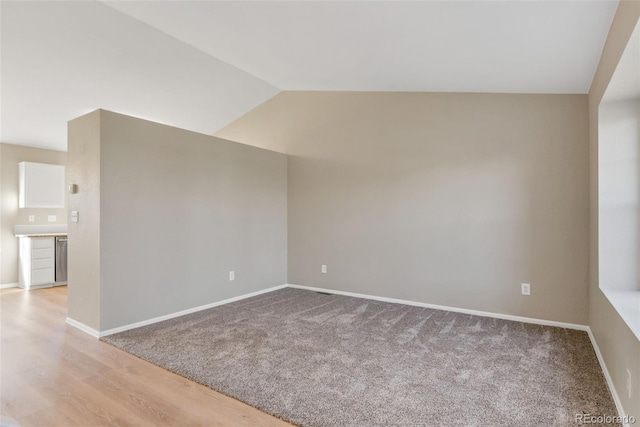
[0,1,619,151]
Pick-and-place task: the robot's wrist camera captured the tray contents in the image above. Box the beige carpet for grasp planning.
[102,288,619,426]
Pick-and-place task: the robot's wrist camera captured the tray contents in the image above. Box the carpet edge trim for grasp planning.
[98,338,301,427]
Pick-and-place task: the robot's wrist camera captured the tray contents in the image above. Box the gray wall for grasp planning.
[67,110,288,332]
[0,143,67,285]
[217,91,590,325]
[588,0,640,420]
[67,111,102,331]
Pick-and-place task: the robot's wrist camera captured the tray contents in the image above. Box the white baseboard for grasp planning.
[585,329,629,427]
[287,283,631,423]
[63,281,629,424]
[98,284,289,337]
[65,317,100,338]
[286,284,589,331]
[0,282,19,289]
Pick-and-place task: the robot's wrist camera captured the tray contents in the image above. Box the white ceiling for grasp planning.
[0,1,279,151]
[0,1,620,152]
[105,0,619,93]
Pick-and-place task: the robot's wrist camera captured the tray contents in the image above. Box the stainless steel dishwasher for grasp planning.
[55,236,67,285]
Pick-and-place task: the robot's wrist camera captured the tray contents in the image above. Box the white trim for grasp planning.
[586,328,629,427]
[98,284,289,337]
[63,281,628,422]
[287,283,632,423]
[0,283,19,289]
[63,281,630,423]
[65,317,100,338]
[286,284,589,331]
[600,288,640,341]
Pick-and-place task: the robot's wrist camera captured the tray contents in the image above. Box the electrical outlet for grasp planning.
[628,369,632,399]
[521,283,531,296]
[321,265,327,274]
[48,215,56,222]
[229,271,235,281]
[28,215,35,222]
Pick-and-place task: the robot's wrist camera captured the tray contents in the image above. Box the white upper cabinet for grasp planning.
[19,162,66,208]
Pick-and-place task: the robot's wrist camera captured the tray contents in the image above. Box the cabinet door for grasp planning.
[32,268,55,285]
[19,162,65,208]
[31,237,55,286]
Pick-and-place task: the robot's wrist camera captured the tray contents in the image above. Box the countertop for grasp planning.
[16,233,67,238]
[14,224,68,237]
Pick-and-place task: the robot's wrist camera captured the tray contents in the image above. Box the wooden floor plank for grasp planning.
[17,406,82,427]
[0,287,292,427]
[1,371,51,420]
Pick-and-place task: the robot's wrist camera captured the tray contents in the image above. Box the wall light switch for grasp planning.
[48,215,56,222]
[28,215,35,222]
[229,271,235,281]
[71,210,79,223]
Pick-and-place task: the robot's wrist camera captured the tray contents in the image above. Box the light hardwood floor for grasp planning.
[0,286,292,427]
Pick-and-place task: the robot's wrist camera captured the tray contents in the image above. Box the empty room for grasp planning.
[1,1,639,426]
